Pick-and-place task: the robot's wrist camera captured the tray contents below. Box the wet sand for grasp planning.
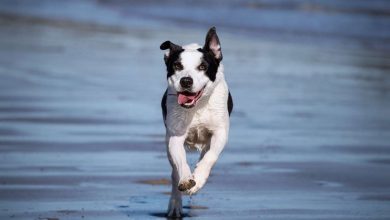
[1,1,390,219]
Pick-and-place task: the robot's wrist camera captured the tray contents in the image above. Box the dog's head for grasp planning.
[160,27,223,108]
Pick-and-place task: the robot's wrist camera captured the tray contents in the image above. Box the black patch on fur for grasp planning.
[228,91,233,116]
[197,48,220,82]
[204,27,223,61]
[196,27,223,82]
[160,41,184,78]
[165,49,184,78]
[161,89,167,123]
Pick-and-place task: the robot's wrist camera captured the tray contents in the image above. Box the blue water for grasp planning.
[1,0,390,50]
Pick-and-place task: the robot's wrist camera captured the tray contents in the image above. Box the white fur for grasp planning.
[164,44,230,217]
[167,44,208,94]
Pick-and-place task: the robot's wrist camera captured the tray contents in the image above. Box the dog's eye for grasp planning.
[198,63,207,71]
[173,62,183,70]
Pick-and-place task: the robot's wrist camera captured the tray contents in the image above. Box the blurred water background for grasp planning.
[0,0,390,219]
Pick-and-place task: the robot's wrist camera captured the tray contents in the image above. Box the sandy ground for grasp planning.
[1,1,390,219]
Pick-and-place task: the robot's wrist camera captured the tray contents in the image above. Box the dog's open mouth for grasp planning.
[177,89,204,108]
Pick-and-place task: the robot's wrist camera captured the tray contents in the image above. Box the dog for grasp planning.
[160,27,233,217]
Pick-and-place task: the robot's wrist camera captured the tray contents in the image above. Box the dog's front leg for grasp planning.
[166,135,195,217]
[167,135,195,190]
[188,129,227,194]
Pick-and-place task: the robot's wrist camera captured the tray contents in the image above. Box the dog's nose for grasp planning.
[180,77,193,89]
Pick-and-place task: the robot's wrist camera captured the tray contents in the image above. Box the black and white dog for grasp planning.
[160,27,233,217]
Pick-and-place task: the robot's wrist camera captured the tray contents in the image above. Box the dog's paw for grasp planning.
[178,178,196,191]
[167,206,182,218]
[167,198,182,218]
[186,183,203,195]
[185,175,207,195]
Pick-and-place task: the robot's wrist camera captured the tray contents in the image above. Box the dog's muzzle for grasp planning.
[177,87,205,108]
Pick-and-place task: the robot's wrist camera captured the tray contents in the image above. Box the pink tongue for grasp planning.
[178,94,196,105]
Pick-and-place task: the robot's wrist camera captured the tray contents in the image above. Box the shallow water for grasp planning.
[0,1,390,219]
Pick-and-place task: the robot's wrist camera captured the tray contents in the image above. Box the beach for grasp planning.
[0,0,390,219]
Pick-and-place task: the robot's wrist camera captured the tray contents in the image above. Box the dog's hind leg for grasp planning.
[167,167,182,217]
[187,129,227,195]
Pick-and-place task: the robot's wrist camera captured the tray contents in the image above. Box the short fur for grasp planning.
[160,27,233,218]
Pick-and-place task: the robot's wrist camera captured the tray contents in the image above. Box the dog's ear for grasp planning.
[160,41,182,63]
[203,27,222,61]
[160,41,181,51]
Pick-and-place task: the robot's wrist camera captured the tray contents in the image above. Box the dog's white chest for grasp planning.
[184,105,213,150]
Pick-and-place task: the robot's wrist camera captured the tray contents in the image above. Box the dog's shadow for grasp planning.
[149,212,193,219]
[149,205,208,219]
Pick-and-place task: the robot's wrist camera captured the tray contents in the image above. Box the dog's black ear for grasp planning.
[160,41,182,63]
[203,27,222,61]
[160,41,181,51]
